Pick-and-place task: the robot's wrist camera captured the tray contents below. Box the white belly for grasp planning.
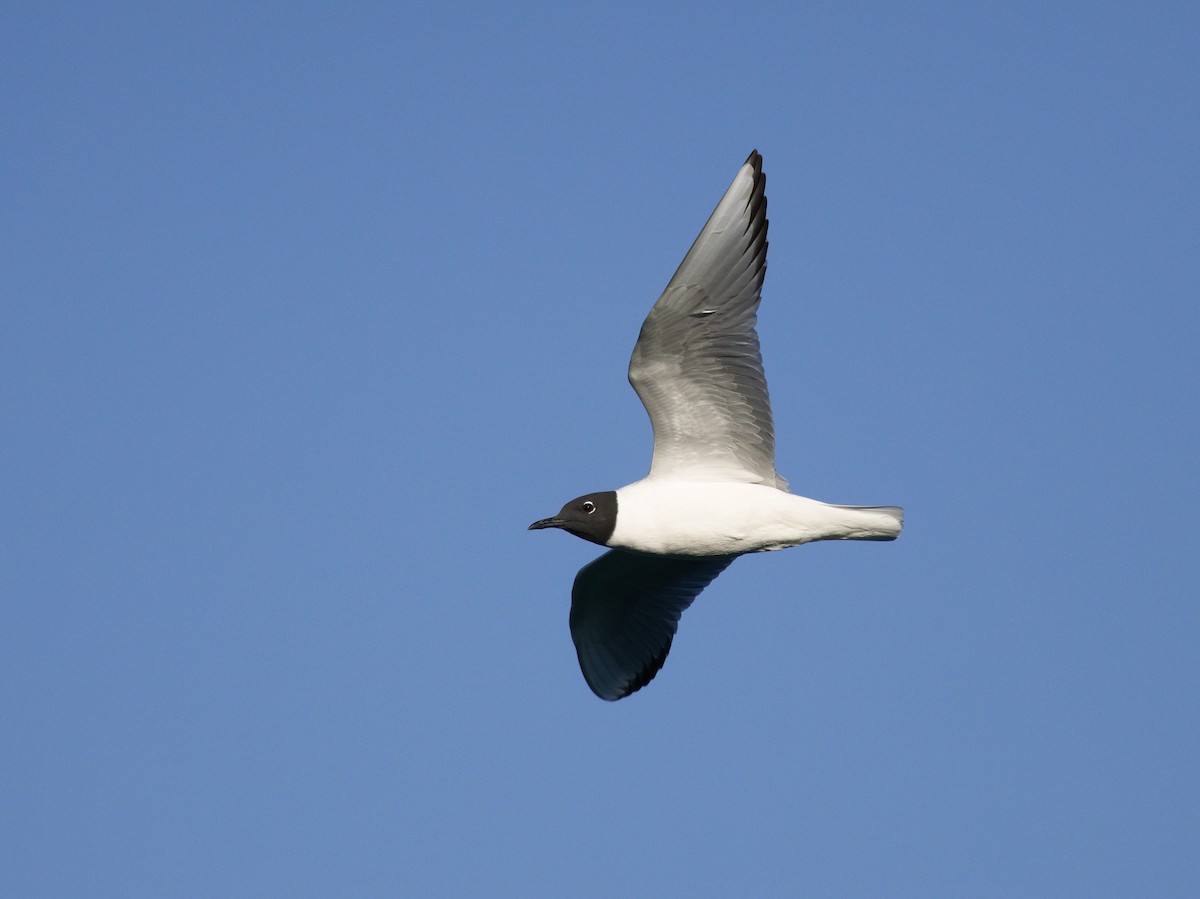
[609,479,901,556]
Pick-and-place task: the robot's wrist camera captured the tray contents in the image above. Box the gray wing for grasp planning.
[569,549,736,701]
[629,150,786,489]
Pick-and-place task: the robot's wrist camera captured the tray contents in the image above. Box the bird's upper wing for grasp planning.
[569,549,736,701]
[628,150,786,489]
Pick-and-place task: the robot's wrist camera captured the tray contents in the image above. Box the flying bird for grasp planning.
[530,151,903,701]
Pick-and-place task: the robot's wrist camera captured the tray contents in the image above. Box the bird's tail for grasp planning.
[826,504,904,541]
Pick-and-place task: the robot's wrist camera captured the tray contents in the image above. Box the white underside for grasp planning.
[610,479,903,557]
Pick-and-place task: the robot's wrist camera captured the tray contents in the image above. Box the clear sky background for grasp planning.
[3,2,1198,896]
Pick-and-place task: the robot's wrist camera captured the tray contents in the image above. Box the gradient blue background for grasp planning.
[4,2,1197,895]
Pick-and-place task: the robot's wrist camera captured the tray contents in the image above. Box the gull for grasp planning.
[530,151,903,701]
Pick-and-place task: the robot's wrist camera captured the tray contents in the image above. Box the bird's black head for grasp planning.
[528,491,617,546]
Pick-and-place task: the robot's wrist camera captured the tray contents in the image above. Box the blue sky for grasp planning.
[3,2,1197,895]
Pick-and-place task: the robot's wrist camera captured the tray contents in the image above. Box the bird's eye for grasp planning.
[582,501,596,514]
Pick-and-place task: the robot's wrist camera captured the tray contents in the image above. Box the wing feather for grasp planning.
[569,550,736,701]
[629,151,786,489]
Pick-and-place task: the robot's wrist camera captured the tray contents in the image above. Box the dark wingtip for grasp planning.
[587,638,673,702]
[620,639,673,699]
[745,150,767,263]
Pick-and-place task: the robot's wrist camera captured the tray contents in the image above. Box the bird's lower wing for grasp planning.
[569,550,736,701]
